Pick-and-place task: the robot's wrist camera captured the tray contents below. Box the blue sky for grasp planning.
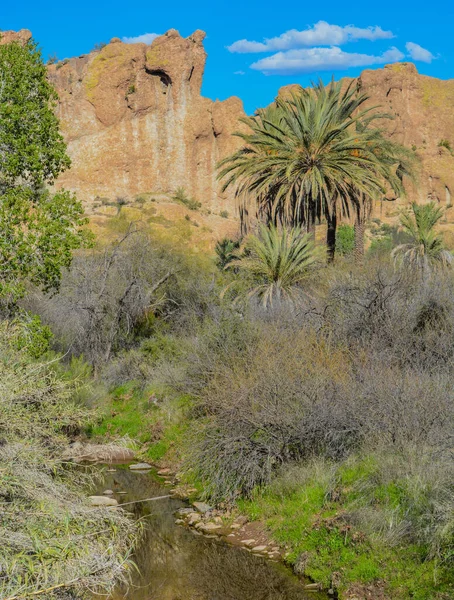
[2,0,452,114]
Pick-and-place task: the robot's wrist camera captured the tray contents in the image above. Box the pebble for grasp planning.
[188,512,202,525]
[240,539,257,547]
[103,489,114,495]
[158,468,172,475]
[252,545,267,553]
[199,522,222,532]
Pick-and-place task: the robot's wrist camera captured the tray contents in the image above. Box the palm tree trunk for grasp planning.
[326,212,337,263]
[354,207,365,262]
[306,202,316,240]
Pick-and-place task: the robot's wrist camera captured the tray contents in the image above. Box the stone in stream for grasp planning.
[175,507,193,517]
[198,522,222,533]
[188,513,202,525]
[129,463,152,471]
[240,539,257,548]
[89,496,118,507]
[193,501,212,514]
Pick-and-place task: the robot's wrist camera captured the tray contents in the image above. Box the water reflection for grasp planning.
[97,467,324,600]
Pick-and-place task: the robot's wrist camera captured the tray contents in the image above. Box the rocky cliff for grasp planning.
[45,30,245,213]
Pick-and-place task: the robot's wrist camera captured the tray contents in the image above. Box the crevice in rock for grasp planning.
[145,68,172,93]
[188,66,194,82]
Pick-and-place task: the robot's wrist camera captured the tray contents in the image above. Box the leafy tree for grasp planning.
[0,35,89,309]
[392,202,452,277]
[227,224,318,307]
[336,224,355,256]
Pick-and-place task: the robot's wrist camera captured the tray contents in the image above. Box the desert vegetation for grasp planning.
[1,30,453,600]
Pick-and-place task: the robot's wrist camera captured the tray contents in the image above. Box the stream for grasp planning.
[94,464,327,600]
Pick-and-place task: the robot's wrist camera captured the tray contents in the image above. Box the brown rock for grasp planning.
[0,29,32,46]
[45,30,244,217]
[89,495,118,507]
[63,442,135,463]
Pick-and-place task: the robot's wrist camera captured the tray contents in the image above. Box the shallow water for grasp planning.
[96,465,326,600]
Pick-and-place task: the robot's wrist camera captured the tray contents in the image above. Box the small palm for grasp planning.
[228,224,318,307]
[392,202,452,275]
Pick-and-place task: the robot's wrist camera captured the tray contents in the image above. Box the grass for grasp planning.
[0,324,137,599]
[89,382,192,464]
[236,457,453,599]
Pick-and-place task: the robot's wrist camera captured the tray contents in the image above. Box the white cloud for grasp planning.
[122,33,160,45]
[228,21,394,53]
[251,46,405,75]
[406,42,435,63]
[234,70,246,75]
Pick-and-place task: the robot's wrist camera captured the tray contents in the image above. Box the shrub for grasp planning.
[220,210,229,218]
[438,139,452,152]
[335,224,355,256]
[172,186,202,211]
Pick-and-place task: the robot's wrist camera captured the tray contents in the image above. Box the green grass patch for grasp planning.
[88,381,192,466]
[237,458,453,598]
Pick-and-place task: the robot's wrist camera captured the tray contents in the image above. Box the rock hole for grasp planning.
[146,68,172,94]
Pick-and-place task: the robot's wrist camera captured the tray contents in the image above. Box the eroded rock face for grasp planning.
[2,27,454,231]
[45,30,245,213]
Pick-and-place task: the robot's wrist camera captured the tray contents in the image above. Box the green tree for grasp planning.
[227,224,318,307]
[0,35,89,309]
[392,202,452,277]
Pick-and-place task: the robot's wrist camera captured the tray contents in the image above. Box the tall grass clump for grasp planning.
[0,323,137,599]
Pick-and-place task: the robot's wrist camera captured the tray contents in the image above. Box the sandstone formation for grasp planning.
[45,30,245,214]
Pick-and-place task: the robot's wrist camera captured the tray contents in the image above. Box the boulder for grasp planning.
[63,442,135,463]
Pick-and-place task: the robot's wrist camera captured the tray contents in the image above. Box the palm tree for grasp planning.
[215,237,241,269]
[226,224,318,307]
[218,80,391,261]
[392,202,452,277]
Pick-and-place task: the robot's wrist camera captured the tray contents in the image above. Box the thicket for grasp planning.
[23,218,454,596]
